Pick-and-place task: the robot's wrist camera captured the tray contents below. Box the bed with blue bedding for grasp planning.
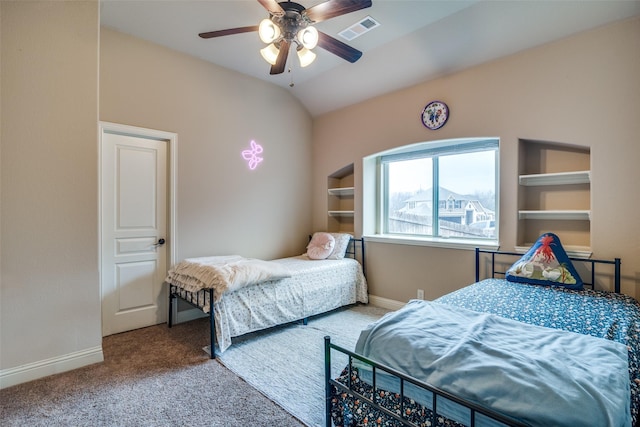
[325,237,639,427]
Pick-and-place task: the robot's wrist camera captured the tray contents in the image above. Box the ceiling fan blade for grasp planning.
[304,0,372,23]
[270,39,290,75]
[258,0,285,16]
[317,31,362,63]
[199,25,259,39]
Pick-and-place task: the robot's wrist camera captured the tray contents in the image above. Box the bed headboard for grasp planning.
[307,235,366,276]
[475,248,621,293]
[346,238,365,276]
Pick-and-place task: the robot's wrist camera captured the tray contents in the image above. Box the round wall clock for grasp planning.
[421,101,449,130]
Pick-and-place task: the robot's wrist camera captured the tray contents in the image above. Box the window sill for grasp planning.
[363,234,500,251]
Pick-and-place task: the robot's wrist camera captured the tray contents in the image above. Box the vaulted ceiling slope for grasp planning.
[100,0,640,117]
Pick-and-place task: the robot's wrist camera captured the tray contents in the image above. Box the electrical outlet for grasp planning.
[417,289,424,300]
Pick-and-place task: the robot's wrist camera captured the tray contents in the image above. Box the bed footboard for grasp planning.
[324,336,526,427]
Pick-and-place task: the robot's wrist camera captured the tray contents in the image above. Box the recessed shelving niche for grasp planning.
[517,139,591,256]
[327,164,354,233]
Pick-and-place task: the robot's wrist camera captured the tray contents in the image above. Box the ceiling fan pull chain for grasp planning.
[288,67,295,87]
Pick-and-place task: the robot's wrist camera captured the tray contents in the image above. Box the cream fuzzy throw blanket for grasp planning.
[165,255,291,301]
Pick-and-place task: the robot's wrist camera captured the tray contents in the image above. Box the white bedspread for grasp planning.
[171,255,368,352]
[165,255,291,302]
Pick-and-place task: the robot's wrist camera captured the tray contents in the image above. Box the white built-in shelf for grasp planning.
[518,210,591,220]
[515,245,592,259]
[519,170,590,186]
[328,187,355,196]
[327,164,355,233]
[328,210,354,217]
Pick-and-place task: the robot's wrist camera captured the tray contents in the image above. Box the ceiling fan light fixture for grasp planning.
[260,43,280,65]
[200,0,372,75]
[258,18,280,43]
[297,47,316,67]
[297,26,318,50]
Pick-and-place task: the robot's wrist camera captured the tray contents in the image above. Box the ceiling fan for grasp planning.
[199,0,373,75]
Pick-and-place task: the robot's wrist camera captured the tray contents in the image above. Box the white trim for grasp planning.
[519,170,590,186]
[518,210,590,220]
[515,245,593,259]
[98,122,178,336]
[368,295,406,311]
[363,137,501,243]
[327,187,355,196]
[174,306,208,324]
[328,210,355,217]
[0,346,104,389]
[364,234,500,251]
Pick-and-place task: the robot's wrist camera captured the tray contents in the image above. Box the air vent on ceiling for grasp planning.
[338,15,380,41]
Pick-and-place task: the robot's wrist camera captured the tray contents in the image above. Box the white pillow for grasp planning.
[306,232,336,260]
[326,233,353,260]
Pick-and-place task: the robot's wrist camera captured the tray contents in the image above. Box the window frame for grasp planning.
[363,137,500,250]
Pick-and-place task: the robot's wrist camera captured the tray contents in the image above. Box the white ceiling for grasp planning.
[100,0,640,117]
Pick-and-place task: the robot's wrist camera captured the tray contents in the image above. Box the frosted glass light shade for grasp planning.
[297,26,318,49]
[297,47,316,67]
[260,43,279,65]
[258,19,280,43]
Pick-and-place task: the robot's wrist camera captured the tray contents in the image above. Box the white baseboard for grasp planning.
[0,346,104,389]
[0,297,397,390]
[175,307,208,324]
[368,294,406,311]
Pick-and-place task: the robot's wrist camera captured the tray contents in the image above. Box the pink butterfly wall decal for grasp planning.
[241,140,264,170]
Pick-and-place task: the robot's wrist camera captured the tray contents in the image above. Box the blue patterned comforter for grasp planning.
[437,278,639,425]
[331,279,639,427]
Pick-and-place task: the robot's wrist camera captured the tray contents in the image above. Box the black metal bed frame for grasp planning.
[475,248,621,293]
[168,237,365,359]
[324,248,623,427]
[324,338,528,427]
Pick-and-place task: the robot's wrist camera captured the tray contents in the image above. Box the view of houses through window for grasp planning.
[382,140,498,240]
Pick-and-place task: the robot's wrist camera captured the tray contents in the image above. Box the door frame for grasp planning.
[98,121,177,336]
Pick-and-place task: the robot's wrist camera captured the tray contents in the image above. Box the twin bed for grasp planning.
[166,233,367,356]
[325,235,638,427]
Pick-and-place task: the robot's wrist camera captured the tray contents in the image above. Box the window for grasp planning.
[368,138,499,246]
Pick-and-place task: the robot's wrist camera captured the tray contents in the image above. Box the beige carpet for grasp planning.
[0,318,304,426]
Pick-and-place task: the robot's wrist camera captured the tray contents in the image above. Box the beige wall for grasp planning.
[100,28,313,261]
[312,17,640,301]
[1,0,637,388]
[1,1,101,374]
[1,2,312,387]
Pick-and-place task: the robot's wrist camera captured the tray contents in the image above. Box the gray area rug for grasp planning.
[216,304,390,427]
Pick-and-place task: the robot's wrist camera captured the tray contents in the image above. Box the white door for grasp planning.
[101,130,168,336]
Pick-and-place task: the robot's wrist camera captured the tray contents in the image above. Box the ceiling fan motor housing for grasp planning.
[271,1,313,44]
[199,0,372,74]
